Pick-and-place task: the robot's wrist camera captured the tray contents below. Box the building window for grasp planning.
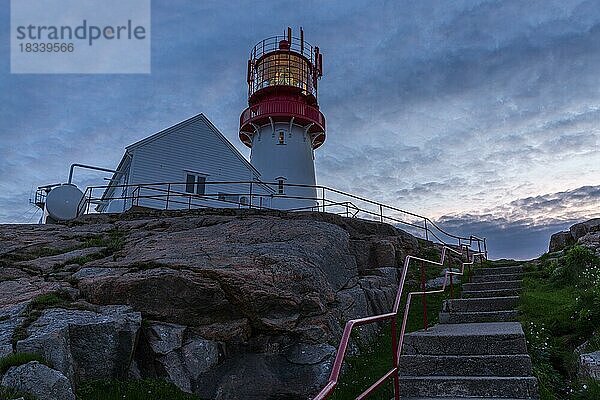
[276,177,286,194]
[185,173,206,195]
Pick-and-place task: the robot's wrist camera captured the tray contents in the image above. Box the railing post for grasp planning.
[391,318,400,400]
[450,271,454,299]
[379,204,383,223]
[322,187,326,213]
[86,188,92,214]
[345,203,349,218]
[188,195,192,209]
[165,183,171,210]
[424,219,429,241]
[420,260,428,330]
[484,238,488,259]
[249,181,253,209]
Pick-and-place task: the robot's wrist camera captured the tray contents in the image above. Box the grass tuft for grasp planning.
[0,352,47,374]
[519,245,600,399]
[77,379,202,400]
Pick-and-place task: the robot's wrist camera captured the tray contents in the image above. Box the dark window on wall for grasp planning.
[277,177,286,194]
[278,131,285,145]
[185,174,195,193]
[185,173,206,195]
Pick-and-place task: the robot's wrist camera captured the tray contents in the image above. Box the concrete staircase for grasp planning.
[398,264,539,399]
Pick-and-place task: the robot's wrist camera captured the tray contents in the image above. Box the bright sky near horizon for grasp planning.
[1,0,599,259]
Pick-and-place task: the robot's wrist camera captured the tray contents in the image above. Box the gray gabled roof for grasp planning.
[125,113,260,175]
[97,113,262,210]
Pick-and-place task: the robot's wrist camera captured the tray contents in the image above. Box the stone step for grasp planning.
[475,265,523,276]
[462,280,521,292]
[399,398,535,400]
[472,273,522,283]
[402,322,527,355]
[443,296,520,312]
[398,354,533,377]
[398,376,539,399]
[463,288,521,298]
[439,310,519,324]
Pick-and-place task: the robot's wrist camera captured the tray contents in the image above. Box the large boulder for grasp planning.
[549,231,574,252]
[196,343,336,400]
[15,305,141,384]
[570,218,600,241]
[1,361,75,400]
[136,321,220,393]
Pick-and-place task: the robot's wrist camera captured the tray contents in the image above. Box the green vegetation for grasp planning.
[12,291,74,344]
[77,379,202,400]
[0,352,47,374]
[519,245,600,400]
[70,228,127,264]
[0,228,127,268]
[330,245,469,400]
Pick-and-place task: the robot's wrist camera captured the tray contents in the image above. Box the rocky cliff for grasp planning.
[549,218,600,254]
[0,207,439,399]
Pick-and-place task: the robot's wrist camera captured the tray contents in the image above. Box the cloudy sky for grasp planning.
[1,0,599,259]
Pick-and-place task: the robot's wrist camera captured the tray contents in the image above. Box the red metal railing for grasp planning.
[313,246,486,400]
[240,100,326,131]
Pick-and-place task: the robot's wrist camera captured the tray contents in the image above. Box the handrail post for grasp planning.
[484,238,488,259]
[391,318,400,399]
[86,188,92,214]
[322,187,326,213]
[379,204,383,223]
[450,271,454,299]
[420,260,428,330]
[424,219,429,241]
[165,183,171,210]
[249,181,253,209]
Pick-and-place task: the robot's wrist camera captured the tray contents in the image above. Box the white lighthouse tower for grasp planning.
[239,27,326,210]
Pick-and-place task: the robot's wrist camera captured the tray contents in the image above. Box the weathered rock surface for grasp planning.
[136,321,220,393]
[1,361,75,400]
[548,218,600,254]
[570,218,600,242]
[549,231,574,253]
[15,305,141,384]
[0,303,28,358]
[579,351,600,380]
[0,208,428,399]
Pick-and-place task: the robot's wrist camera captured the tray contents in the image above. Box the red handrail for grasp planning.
[313,247,487,400]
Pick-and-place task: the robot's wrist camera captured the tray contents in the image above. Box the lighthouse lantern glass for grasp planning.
[253,53,314,97]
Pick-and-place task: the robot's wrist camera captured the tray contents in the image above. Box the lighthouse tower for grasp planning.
[239,27,325,209]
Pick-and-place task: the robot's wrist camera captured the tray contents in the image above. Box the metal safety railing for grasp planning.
[314,245,487,400]
[75,180,488,254]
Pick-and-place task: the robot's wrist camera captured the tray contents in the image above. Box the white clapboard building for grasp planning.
[97,113,274,213]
